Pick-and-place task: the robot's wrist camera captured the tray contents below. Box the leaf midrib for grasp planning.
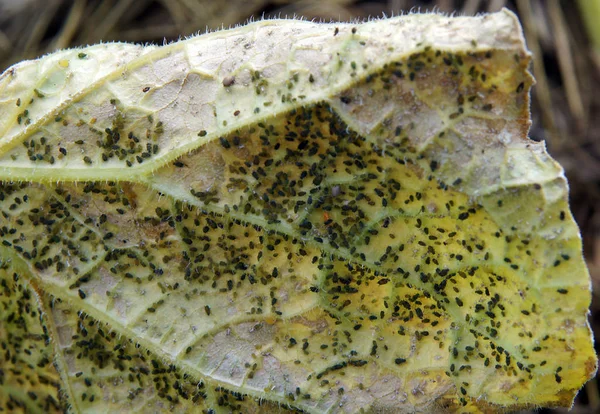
[0,31,520,183]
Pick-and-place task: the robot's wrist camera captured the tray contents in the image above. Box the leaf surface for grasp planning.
[0,9,596,413]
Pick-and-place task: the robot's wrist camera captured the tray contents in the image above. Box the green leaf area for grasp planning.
[0,10,596,414]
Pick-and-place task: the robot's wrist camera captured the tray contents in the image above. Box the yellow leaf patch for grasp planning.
[0,9,596,413]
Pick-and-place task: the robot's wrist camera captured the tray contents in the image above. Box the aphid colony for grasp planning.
[0,36,592,412]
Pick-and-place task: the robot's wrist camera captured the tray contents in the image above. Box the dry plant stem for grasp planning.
[436,0,453,12]
[586,377,600,411]
[119,24,181,43]
[22,0,61,59]
[390,0,410,13]
[516,0,558,145]
[92,0,137,42]
[576,0,600,63]
[548,0,586,131]
[489,0,507,12]
[463,0,482,15]
[0,30,11,58]
[80,0,117,43]
[158,0,195,30]
[49,0,86,51]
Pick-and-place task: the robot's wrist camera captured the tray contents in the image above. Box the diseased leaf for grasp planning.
[0,9,596,413]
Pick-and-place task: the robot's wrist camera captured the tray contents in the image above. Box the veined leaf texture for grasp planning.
[0,9,596,413]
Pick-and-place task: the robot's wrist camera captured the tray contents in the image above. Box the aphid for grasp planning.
[222,76,235,87]
[0,13,592,413]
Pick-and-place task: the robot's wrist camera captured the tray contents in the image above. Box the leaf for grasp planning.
[0,9,596,413]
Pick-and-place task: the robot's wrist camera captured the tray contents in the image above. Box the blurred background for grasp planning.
[0,0,598,412]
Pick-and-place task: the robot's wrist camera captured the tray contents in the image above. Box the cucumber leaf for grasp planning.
[0,9,596,413]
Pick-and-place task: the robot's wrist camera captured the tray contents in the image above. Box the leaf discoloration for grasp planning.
[0,10,595,414]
